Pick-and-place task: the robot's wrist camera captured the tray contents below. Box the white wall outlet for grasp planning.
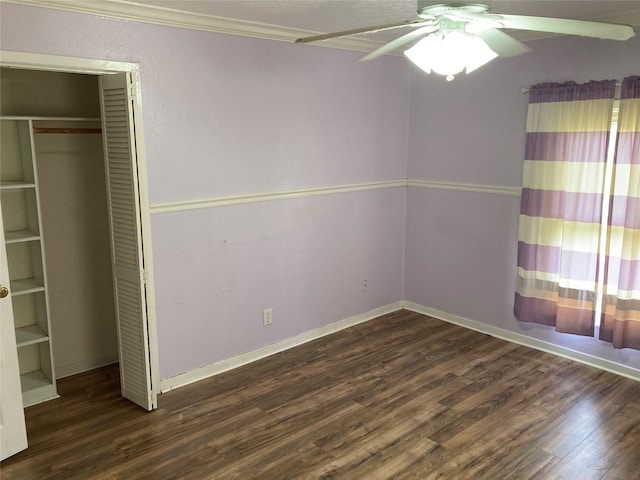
[263,308,273,326]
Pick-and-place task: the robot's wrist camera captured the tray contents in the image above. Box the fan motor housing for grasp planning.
[418,3,490,19]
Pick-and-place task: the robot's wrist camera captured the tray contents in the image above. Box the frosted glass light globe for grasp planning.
[404,30,499,78]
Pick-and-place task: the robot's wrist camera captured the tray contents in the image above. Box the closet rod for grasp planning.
[33,127,102,134]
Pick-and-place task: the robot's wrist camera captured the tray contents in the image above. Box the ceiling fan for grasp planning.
[296,2,636,80]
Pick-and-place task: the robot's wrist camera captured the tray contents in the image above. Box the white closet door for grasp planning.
[99,72,154,411]
[0,203,28,460]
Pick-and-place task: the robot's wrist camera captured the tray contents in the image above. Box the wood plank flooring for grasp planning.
[2,310,640,479]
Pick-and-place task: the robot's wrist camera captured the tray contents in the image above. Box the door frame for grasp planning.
[0,50,160,405]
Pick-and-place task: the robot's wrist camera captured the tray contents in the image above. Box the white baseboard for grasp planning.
[160,299,639,394]
[56,356,119,379]
[402,301,640,382]
[160,301,403,393]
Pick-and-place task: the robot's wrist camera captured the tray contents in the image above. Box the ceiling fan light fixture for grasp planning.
[404,29,498,79]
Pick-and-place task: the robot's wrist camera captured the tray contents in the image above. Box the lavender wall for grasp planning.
[2,2,639,379]
[153,189,405,377]
[405,33,640,370]
[0,3,409,380]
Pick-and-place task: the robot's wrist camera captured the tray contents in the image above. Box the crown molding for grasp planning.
[3,0,385,53]
[7,1,639,55]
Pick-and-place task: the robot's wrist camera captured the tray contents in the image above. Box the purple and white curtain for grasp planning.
[600,76,640,349]
[515,80,616,338]
[516,77,640,350]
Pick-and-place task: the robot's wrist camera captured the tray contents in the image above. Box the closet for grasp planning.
[0,68,118,407]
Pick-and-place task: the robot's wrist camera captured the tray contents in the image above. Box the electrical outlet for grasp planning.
[263,308,273,326]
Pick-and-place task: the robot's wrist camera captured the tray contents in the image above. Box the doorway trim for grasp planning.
[1,50,160,404]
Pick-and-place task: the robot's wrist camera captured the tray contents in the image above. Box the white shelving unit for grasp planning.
[0,117,58,406]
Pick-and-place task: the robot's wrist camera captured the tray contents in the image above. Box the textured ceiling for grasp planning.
[122,0,640,41]
[9,0,640,46]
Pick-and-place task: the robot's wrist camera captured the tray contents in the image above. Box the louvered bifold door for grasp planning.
[99,72,153,411]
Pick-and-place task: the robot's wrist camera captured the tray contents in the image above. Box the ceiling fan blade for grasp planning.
[498,15,635,41]
[474,28,531,58]
[360,25,439,61]
[295,19,434,44]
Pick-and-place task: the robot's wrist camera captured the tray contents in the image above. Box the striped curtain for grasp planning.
[515,80,616,336]
[600,76,640,349]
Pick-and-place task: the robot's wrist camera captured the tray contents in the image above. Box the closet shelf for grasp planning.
[21,370,51,391]
[5,230,40,243]
[2,116,58,408]
[16,325,49,347]
[10,278,45,296]
[0,181,36,190]
[20,371,58,406]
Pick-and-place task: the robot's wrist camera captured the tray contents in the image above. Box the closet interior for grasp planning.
[0,68,119,407]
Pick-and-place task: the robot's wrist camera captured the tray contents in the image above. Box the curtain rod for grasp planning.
[521,82,623,94]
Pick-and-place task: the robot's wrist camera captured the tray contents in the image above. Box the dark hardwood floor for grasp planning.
[2,310,640,479]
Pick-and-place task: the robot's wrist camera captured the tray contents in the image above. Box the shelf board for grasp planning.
[0,180,36,190]
[10,278,45,296]
[21,370,51,391]
[5,229,40,243]
[21,371,58,407]
[16,325,49,347]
